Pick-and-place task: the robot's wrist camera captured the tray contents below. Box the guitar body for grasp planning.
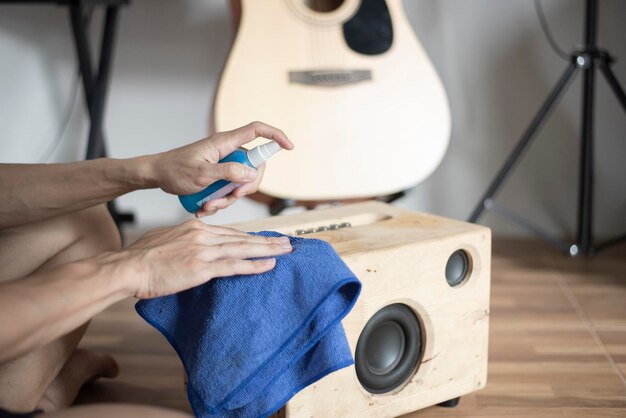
[215,0,450,201]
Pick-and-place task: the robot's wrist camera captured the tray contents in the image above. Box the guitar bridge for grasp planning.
[289,70,372,87]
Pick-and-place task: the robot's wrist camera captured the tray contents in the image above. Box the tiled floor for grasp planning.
[77,238,626,417]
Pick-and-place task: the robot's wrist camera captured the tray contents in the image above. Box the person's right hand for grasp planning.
[114,220,292,299]
[148,122,293,213]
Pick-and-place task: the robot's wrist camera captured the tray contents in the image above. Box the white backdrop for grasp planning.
[1,0,625,238]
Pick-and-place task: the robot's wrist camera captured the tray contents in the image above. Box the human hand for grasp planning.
[149,122,293,217]
[194,163,266,218]
[116,219,292,299]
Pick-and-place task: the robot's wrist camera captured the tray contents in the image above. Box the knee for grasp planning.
[72,204,121,256]
[0,204,121,281]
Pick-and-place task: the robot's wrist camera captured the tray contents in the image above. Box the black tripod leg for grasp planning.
[468,62,579,223]
[590,60,626,252]
[599,61,626,115]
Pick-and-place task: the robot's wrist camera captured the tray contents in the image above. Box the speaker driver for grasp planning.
[355,304,422,394]
[446,250,470,287]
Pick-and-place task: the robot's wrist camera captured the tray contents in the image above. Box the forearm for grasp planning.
[0,156,157,229]
[0,252,137,364]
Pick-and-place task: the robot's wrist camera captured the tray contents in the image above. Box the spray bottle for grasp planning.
[178,141,282,213]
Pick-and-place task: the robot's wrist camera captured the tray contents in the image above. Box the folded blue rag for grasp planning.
[136,232,361,418]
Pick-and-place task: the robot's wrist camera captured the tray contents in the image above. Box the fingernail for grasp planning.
[275,241,291,249]
[277,236,290,243]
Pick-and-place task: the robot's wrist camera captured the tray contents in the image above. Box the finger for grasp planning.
[184,219,249,236]
[214,121,294,156]
[212,162,258,184]
[232,164,265,198]
[208,258,277,278]
[205,241,292,261]
[205,196,236,210]
[195,196,236,217]
[199,197,228,213]
[231,186,249,199]
[195,206,218,218]
[201,234,291,246]
[232,183,257,198]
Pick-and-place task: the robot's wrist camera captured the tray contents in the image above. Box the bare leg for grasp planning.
[45,404,191,418]
[0,205,121,412]
[36,349,119,412]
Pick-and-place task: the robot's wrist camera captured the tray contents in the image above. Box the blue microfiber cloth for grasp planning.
[135,231,361,418]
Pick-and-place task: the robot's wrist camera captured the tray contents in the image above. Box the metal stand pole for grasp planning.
[469,0,626,256]
[576,0,598,255]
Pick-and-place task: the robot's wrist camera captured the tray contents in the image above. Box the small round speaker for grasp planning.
[446,250,470,287]
[355,304,423,394]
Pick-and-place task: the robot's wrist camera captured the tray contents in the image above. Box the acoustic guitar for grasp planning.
[214,0,450,204]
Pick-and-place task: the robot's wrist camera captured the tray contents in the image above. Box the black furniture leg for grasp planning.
[267,190,407,216]
[437,397,460,408]
[87,6,117,160]
[69,3,134,229]
[269,198,295,216]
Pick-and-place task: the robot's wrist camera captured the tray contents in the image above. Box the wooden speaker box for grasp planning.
[229,202,491,418]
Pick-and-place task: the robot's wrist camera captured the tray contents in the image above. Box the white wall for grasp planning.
[1,0,625,239]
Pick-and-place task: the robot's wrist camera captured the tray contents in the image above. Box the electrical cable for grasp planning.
[36,72,81,162]
[35,8,93,162]
[534,0,570,61]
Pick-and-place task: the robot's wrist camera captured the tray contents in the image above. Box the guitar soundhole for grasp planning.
[303,0,345,13]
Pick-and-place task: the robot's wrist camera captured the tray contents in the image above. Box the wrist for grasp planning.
[125,154,160,190]
[90,250,147,298]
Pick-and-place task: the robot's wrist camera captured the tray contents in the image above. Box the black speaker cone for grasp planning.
[365,320,405,375]
[446,250,470,287]
[355,304,422,394]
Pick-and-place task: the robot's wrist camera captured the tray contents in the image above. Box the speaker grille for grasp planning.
[355,304,423,394]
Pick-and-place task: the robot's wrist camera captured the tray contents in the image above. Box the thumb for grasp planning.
[213,121,294,157]
[211,162,258,184]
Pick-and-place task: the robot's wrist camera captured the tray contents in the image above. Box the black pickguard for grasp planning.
[343,0,393,55]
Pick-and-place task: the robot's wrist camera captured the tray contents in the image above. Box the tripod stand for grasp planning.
[469,0,626,257]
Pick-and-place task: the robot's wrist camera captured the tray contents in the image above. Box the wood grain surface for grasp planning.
[76,235,626,417]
